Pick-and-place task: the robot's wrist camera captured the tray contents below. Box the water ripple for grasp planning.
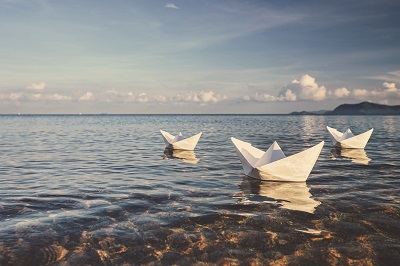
[0,115,399,264]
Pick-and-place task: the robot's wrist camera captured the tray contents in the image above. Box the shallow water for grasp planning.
[0,115,399,265]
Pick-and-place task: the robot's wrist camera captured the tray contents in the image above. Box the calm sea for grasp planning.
[0,115,399,265]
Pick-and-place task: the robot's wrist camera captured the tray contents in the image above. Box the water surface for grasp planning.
[0,115,399,265]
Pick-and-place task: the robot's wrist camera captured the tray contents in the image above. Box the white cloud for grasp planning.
[352,88,369,98]
[27,82,46,90]
[104,89,152,103]
[43,93,71,101]
[155,95,167,102]
[31,93,41,100]
[350,82,399,101]
[0,91,72,102]
[138,92,149,103]
[244,74,400,104]
[173,90,227,104]
[296,74,327,101]
[79,91,94,101]
[271,74,327,101]
[281,89,297,101]
[9,92,23,101]
[198,91,221,103]
[246,89,297,102]
[104,90,167,103]
[101,90,226,104]
[249,93,278,102]
[28,93,71,101]
[383,82,397,92]
[165,3,179,9]
[333,87,350,98]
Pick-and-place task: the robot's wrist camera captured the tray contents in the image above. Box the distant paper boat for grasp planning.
[160,130,202,150]
[239,178,321,213]
[231,137,324,182]
[163,148,200,164]
[327,126,373,149]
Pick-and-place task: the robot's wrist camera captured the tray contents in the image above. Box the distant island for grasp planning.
[290,101,400,115]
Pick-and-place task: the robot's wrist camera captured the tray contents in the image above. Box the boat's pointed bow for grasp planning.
[271,141,280,150]
[160,130,175,146]
[316,141,325,151]
[231,137,266,176]
[326,126,343,145]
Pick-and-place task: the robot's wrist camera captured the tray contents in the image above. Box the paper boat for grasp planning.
[160,130,202,150]
[163,148,200,164]
[231,137,324,182]
[239,178,321,213]
[327,126,373,149]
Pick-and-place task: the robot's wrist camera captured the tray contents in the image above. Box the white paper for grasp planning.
[231,137,324,182]
[327,126,373,149]
[160,130,202,150]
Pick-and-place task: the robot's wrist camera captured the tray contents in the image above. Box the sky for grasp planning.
[1,0,400,114]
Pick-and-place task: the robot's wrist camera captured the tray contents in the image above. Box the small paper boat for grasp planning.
[326,126,373,149]
[239,178,321,213]
[231,137,324,182]
[160,130,202,150]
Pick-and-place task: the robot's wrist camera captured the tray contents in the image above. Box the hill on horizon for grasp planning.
[290,101,400,115]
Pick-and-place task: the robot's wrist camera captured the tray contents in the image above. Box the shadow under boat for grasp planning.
[238,177,321,214]
[163,148,200,164]
[330,147,371,165]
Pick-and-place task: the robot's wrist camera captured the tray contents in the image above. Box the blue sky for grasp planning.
[1,0,399,113]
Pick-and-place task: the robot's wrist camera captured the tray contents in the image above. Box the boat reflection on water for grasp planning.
[163,148,200,164]
[238,177,321,213]
[330,148,371,165]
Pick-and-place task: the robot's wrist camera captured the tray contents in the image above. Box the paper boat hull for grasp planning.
[338,129,373,149]
[160,130,202,151]
[171,133,202,150]
[256,141,324,182]
[231,137,324,182]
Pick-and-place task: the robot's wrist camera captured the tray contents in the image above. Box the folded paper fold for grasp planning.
[327,126,373,149]
[160,130,202,150]
[231,137,324,182]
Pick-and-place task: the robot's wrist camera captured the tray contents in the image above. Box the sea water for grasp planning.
[0,115,399,265]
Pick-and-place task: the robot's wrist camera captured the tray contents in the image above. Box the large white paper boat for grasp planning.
[231,137,324,182]
[239,178,321,213]
[326,126,373,149]
[160,130,202,150]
